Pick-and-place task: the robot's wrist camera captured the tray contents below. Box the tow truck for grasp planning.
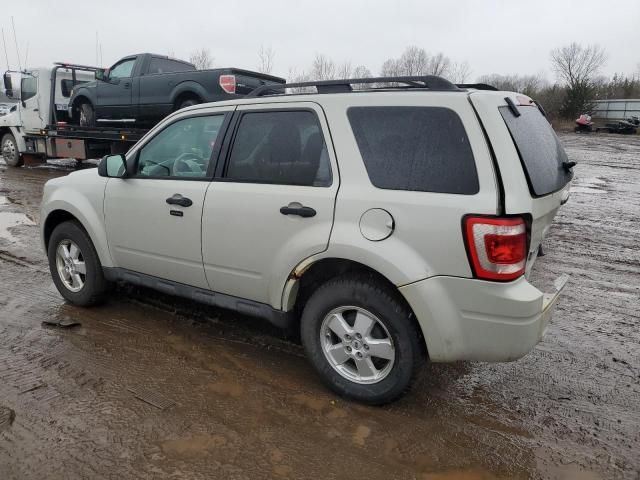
[1,62,149,167]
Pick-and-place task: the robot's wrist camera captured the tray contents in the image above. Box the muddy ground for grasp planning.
[0,133,638,479]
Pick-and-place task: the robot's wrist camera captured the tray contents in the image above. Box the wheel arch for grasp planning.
[284,257,426,354]
[42,203,113,269]
[1,126,27,152]
[170,82,207,110]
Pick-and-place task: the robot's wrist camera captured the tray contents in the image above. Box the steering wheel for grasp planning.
[172,152,204,176]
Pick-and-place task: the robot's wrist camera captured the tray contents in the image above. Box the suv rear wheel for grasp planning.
[48,221,109,306]
[300,274,422,405]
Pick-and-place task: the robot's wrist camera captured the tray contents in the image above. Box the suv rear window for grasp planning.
[347,107,479,194]
[499,105,572,197]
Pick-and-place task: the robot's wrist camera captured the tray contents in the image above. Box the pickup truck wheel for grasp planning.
[48,221,109,306]
[300,274,422,405]
[78,102,95,127]
[177,98,200,110]
[1,133,23,167]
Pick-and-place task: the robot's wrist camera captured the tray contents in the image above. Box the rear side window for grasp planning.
[148,57,195,74]
[225,111,332,187]
[499,105,572,197]
[347,107,479,194]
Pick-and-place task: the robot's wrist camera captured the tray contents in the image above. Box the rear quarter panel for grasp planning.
[314,92,500,286]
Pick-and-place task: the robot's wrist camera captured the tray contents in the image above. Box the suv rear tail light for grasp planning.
[464,216,527,281]
[219,75,236,94]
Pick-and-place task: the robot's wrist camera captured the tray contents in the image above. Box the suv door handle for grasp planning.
[123,82,131,89]
[166,194,193,207]
[280,204,316,218]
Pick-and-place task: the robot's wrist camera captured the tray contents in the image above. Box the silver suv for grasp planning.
[41,76,571,404]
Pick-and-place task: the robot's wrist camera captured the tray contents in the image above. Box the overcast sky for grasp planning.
[3,0,639,81]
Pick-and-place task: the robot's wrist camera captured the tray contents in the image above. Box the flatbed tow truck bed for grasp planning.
[23,123,150,161]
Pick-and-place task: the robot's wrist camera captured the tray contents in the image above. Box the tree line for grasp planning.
[187,43,639,121]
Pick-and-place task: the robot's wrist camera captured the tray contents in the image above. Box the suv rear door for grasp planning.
[470,92,572,275]
[201,102,338,308]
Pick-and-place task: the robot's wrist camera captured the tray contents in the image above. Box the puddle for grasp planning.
[0,211,36,243]
[572,176,607,195]
[571,187,606,194]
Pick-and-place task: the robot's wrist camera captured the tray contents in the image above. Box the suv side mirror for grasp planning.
[95,69,107,82]
[3,72,13,98]
[98,154,127,178]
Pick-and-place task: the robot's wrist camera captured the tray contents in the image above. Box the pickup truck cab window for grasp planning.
[136,114,225,178]
[148,57,195,74]
[109,59,135,80]
[225,110,332,187]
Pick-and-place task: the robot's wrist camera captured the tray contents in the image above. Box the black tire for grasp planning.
[47,221,109,306]
[176,98,200,110]
[78,102,95,127]
[1,133,23,167]
[300,274,423,405]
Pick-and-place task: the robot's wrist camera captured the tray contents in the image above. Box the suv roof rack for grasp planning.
[456,83,498,91]
[247,75,462,98]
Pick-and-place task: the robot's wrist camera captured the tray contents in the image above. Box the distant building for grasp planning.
[592,99,640,120]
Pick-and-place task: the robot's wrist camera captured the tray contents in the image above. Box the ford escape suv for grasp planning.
[41,76,571,404]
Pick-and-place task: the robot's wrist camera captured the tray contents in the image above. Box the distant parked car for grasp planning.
[42,76,571,404]
[69,53,285,127]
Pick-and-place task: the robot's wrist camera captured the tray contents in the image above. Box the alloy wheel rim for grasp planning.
[55,239,86,292]
[320,306,396,385]
[2,139,15,162]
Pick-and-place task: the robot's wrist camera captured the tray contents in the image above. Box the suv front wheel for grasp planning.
[48,221,109,306]
[301,274,423,405]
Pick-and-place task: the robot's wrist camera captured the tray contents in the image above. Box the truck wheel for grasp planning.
[300,274,423,405]
[48,221,109,306]
[1,133,23,167]
[78,102,95,127]
[177,98,200,110]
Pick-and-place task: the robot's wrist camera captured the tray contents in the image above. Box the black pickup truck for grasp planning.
[69,53,285,127]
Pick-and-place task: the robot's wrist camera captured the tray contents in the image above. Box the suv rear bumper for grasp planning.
[399,274,569,362]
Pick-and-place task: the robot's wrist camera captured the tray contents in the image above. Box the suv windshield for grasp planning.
[499,105,572,197]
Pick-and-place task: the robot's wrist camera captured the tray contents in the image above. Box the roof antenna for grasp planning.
[24,41,29,67]
[1,27,10,70]
[11,16,22,71]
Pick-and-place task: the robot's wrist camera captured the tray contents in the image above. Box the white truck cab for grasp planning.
[1,65,96,166]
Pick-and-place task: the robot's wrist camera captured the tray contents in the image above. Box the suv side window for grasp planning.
[225,110,332,187]
[348,107,479,194]
[136,115,225,178]
[109,59,136,79]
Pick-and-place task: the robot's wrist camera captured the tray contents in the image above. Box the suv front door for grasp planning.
[104,107,232,288]
[202,103,339,308]
[96,57,136,120]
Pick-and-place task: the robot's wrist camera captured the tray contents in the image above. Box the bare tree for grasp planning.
[257,45,275,74]
[189,48,213,70]
[311,54,337,80]
[337,61,352,79]
[476,73,547,97]
[379,46,454,78]
[550,43,607,117]
[428,52,450,76]
[447,61,472,83]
